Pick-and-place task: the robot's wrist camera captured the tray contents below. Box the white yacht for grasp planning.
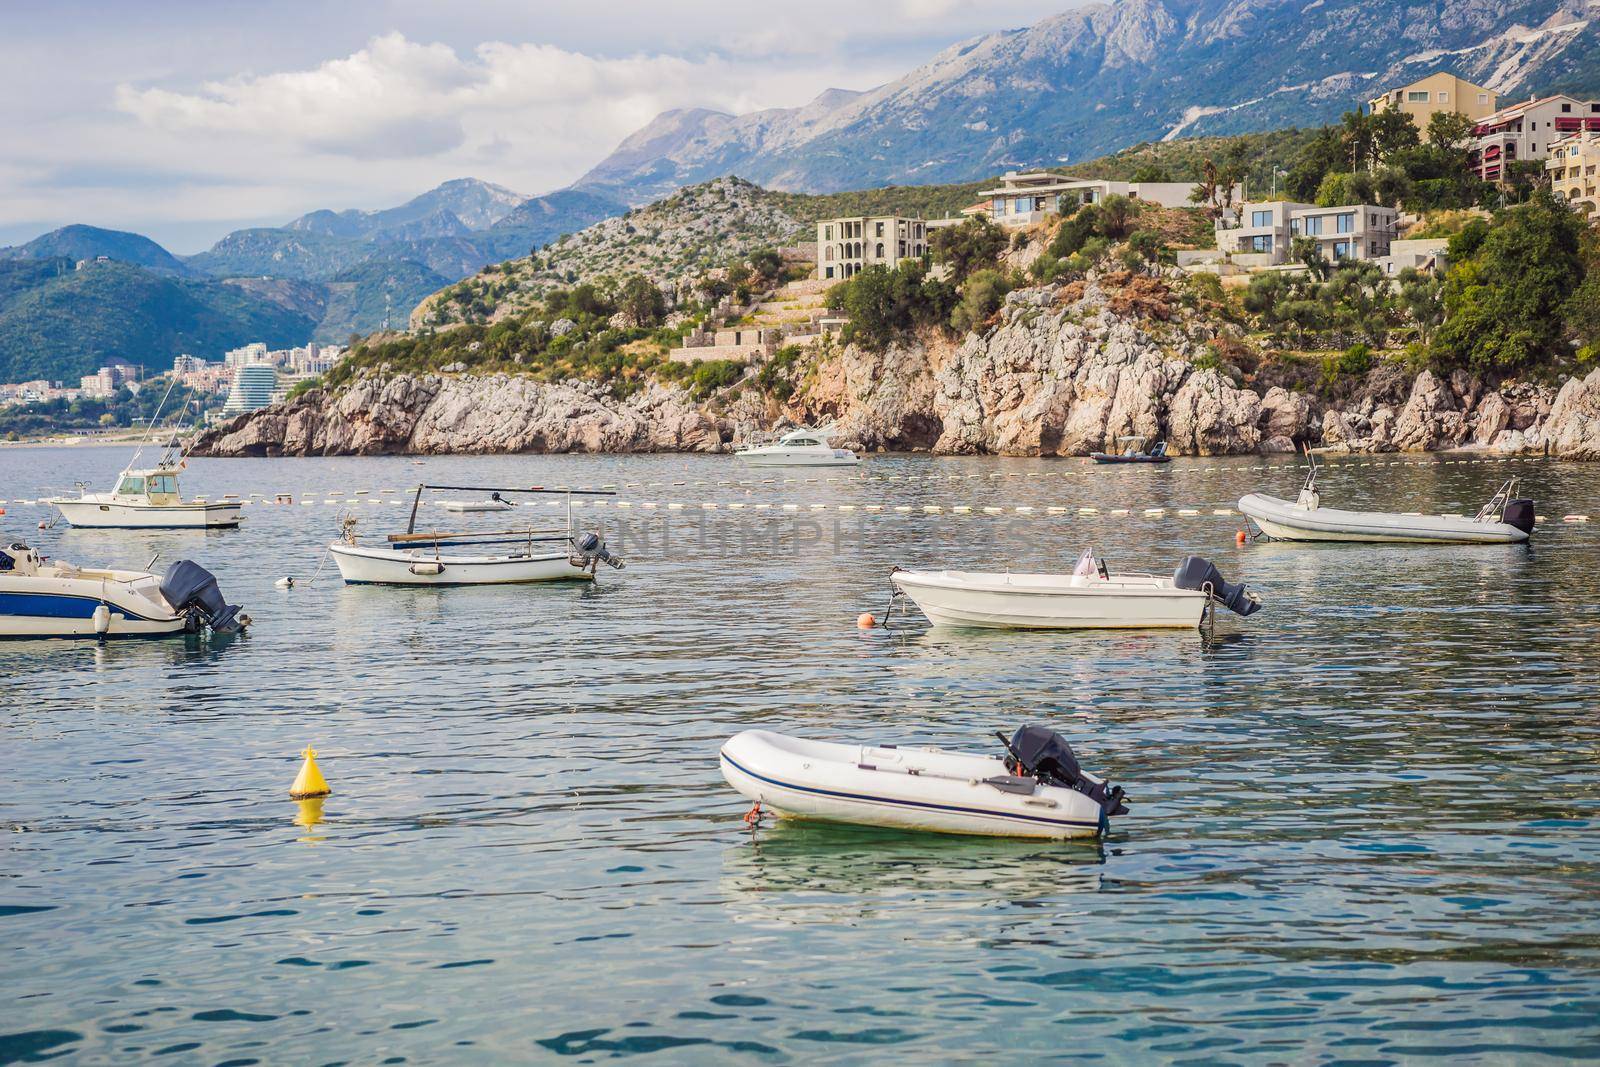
[734,428,859,467]
[49,462,242,529]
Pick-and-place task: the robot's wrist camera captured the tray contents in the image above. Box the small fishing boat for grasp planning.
[438,497,516,514]
[1090,436,1170,464]
[328,483,624,585]
[0,540,248,638]
[46,384,241,529]
[735,427,859,467]
[889,550,1261,629]
[720,725,1128,840]
[1238,454,1534,544]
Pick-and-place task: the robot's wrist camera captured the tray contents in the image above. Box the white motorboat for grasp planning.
[734,427,859,467]
[329,483,624,586]
[1238,455,1534,544]
[46,384,242,529]
[438,498,515,514]
[720,726,1128,840]
[0,540,248,638]
[889,551,1261,629]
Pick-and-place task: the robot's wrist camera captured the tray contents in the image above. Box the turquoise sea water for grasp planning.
[3,444,1599,1064]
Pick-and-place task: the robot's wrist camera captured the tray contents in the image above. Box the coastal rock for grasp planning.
[1257,386,1313,443]
[1470,391,1510,446]
[1540,368,1600,460]
[1391,371,1465,452]
[1166,369,1261,456]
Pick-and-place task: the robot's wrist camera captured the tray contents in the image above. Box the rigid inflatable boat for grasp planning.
[889,550,1261,629]
[1090,436,1170,464]
[1238,456,1534,544]
[719,726,1128,840]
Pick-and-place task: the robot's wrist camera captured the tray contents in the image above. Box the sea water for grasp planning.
[3,445,1598,1063]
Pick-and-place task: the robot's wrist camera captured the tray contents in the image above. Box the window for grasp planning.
[1336,213,1354,234]
[1561,103,1572,113]
[1304,215,1323,236]
[117,477,146,495]
[1333,241,1351,260]
[1479,94,1488,105]
[824,246,833,261]
[875,222,884,237]
[1248,235,1273,253]
[1290,219,1301,235]
[1438,92,1448,103]
[875,242,885,258]
[1251,210,1272,228]
[824,266,834,279]
[1408,90,1429,103]
[824,224,832,240]
[992,200,1004,218]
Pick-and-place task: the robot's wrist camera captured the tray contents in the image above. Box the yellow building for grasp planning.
[1549,132,1600,218]
[1368,72,1498,128]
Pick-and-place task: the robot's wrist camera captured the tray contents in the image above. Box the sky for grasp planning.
[0,0,1073,253]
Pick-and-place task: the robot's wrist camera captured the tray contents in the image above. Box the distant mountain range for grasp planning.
[0,181,626,381]
[577,0,1600,203]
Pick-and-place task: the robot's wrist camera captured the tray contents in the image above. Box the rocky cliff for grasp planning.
[194,271,1600,461]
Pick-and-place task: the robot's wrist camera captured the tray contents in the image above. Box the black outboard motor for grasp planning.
[1173,555,1262,616]
[1002,725,1128,818]
[1502,498,1535,536]
[569,531,624,571]
[160,560,247,634]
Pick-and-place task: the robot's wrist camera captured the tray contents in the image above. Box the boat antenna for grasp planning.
[124,372,182,473]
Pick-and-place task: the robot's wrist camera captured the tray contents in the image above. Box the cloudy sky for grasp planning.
[0,0,1072,252]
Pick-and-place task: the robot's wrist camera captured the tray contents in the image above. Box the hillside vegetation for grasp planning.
[0,259,316,381]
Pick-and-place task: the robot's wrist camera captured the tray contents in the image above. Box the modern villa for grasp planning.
[973,172,1215,227]
[1215,201,1398,266]
[816,216,928,280]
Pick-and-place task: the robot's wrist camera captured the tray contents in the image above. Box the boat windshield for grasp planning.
[148,474,178,495]
[786,438,819,447]
[117,476,147,495]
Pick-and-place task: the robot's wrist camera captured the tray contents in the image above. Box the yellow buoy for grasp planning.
[289,745,331,799]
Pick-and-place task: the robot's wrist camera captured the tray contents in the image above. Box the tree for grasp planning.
[1426,111,1475,149]
[747,248,784,281]
[1126,229,1167,270]
[1315,171,1376,207]
[950,269,1012,335]
[1398,267,1445,344]
[1433,195,1586,372]
[1097,195,1139,240]
[1192,146,1247,220]
[618,274,666,328]
[929,216,1007,283]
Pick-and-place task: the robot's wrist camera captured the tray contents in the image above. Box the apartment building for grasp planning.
[1549,132,1600,218]
[816,216,928,280]
[1368,72,1498,127]
[1215,202,1398,266]
[1470,95,1600,182]
[974,171,1214,227]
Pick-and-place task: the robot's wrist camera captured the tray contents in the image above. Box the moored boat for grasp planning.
[1238,455,1534,544]
[0,540,248,638]
[1090,436,1170,464]
[329,483,624,586]
[889,550,1261,629]
[48,463,242,529]
[735,427,859,467]
[720,726,1128,840]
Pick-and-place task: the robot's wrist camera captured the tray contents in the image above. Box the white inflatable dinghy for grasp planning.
[1239,456,1534,544]
[720,726,1127,840]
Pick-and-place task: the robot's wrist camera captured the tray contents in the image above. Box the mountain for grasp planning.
[286,177,527,239]
[314,258,452,343]
[578,0,1600,203]
[0,225,197,278]
[0,258,316,382]
[188,182,626,283]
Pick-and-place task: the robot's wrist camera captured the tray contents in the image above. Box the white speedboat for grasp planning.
[329,483,624,586]
[720,726,1127,840]
[0,541,247,638]
[48,462,242,529]
[1238,456,1534,544]
[734,427,859,467]
[889,550,1261,629]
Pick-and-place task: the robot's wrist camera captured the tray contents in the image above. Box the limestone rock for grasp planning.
[1540,368,1600,460]
[1167,369,1261,456]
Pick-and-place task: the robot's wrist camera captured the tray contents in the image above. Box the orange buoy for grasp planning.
[857,612,876,629]
[1235,529,1248,545]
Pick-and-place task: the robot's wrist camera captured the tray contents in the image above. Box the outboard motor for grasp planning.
[160,560,247,634]
[1002,725,1128,818]
[569,531,624,572]
[1173,555,1262,617]
[1502,498,1535,536]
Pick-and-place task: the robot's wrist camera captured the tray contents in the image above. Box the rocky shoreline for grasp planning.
[193,275,1600,461]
